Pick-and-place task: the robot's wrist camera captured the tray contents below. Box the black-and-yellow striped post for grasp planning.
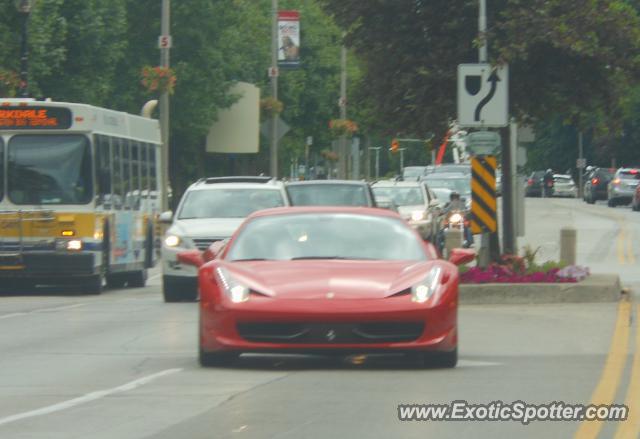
[470,155,497,234]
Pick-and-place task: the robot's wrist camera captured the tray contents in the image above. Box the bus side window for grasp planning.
[112,138,123,210]
[95,135,112,208]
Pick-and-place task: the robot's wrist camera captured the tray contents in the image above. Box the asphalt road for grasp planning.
[0,197,637,439]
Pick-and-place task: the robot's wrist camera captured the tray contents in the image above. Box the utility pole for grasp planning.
[368,147,381,179]
[160,0,171,212]
[270,0,279,178]
[337,41,348,179]
[578,131,584,198]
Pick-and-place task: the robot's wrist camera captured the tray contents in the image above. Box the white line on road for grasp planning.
[0,368,182,427]
[148,273,162,281]
[0,303,85,320]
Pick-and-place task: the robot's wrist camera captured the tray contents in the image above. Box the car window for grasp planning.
[372,186,425,206]
[178,188,284,219]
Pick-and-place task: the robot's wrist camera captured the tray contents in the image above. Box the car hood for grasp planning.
[219,260,441,299]
[169,218,244,238]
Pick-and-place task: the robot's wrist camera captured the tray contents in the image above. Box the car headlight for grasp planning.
[411,267,442,303]
[216,267,250,303]
[411,210,426,221]
[164,235,182,247]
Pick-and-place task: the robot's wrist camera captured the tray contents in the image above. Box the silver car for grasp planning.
[607,168,640,207]
[159,177,289,302]
[371,180,442,241]
[552,174,577,198]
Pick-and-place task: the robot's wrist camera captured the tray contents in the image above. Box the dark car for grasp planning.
[525,171,546,197]
[632,185,640,211]
[285,180,377,207]
[608,168,640,207]
[584,167,615,204]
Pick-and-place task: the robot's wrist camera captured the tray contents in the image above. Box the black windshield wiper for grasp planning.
[232,258,269,262]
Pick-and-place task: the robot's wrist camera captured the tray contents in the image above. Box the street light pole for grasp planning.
[368,147,381,180]
[15,0,32,98]
[270,0,279,178]
[159,0,171,212]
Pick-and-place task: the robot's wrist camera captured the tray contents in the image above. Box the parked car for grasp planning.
[607,168,640,207]
[583,167,615,204]
[552,174,577,198]
[159,176,289,302]
[372,180,442,241]
[178,206,467,368]
[525,171,546,197]
[286,180,376,207]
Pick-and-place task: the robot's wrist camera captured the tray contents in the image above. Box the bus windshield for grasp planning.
[8,135,93,205]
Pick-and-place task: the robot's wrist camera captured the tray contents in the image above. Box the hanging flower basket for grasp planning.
[320,149,339,162]
[0,69,19,97]
[260,97,284,117]
[328,118,358,137]
[140,66,177,95]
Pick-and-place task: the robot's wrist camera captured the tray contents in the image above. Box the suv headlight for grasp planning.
[216,267,250,303]
[164,235,182,248]
[411,267,442,303]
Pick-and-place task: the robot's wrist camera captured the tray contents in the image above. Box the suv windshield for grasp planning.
[8,134,92,205]
[423,176,471,197]
[178,188,284,219]
[287,184,369,206]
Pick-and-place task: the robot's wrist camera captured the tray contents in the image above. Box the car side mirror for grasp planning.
[203,240,227,262]
[177,250,204,268]
[159,210,173,224]
[448,248,475,266]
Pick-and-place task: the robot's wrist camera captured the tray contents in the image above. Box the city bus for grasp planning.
[0,99,162,293]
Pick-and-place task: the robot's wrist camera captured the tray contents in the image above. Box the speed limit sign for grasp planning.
[158,35,172,49]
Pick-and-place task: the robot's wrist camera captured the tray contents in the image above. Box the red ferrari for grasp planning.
[178,207,472,368]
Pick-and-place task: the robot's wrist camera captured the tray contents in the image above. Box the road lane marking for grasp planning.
[614,305,640,438]
[617,224,626,265]
[148,273,162,281]
[0,303,85,320]
[575,300,631,439]
[0,368,182,427]
[627,228,636,264]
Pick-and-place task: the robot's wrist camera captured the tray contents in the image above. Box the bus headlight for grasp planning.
[56,239,83,251]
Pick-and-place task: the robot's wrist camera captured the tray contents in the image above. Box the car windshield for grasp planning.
[372,186,424,206]
[227,213,427,261]
[287,184,369,206]
[7,134,93,205]
[178,188,284,219]
[430,188,452,201]
[423,177,470,196]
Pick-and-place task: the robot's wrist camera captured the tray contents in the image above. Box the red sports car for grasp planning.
[178,207,471,368]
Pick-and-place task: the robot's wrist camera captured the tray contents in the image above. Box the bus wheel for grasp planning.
[128,269,147,288]
[106,274,127,289]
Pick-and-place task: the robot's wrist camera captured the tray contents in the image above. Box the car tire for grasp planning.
[422,347,458,369]
[128,269,147,288]
[199,346,239,367]
[163,276,198,302]
[83,274,103,295]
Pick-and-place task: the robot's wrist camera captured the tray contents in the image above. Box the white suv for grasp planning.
[160,176,289,302]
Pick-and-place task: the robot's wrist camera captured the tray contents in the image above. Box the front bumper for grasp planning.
[0,251,97,278]
[200,296,457,354]
[161,245,198,279]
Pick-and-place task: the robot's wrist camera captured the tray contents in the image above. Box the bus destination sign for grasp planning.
[0,106,72,129]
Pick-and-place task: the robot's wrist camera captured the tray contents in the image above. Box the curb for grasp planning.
[459,274,621,305]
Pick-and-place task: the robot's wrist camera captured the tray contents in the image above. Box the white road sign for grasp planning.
[458,63,509,127]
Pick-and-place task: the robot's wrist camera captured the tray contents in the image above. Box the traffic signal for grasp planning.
[391,138,399,153]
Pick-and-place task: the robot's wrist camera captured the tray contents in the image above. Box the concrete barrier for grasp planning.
[459,274,621,305]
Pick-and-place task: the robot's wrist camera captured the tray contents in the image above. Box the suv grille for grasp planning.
[192,238,223,251]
